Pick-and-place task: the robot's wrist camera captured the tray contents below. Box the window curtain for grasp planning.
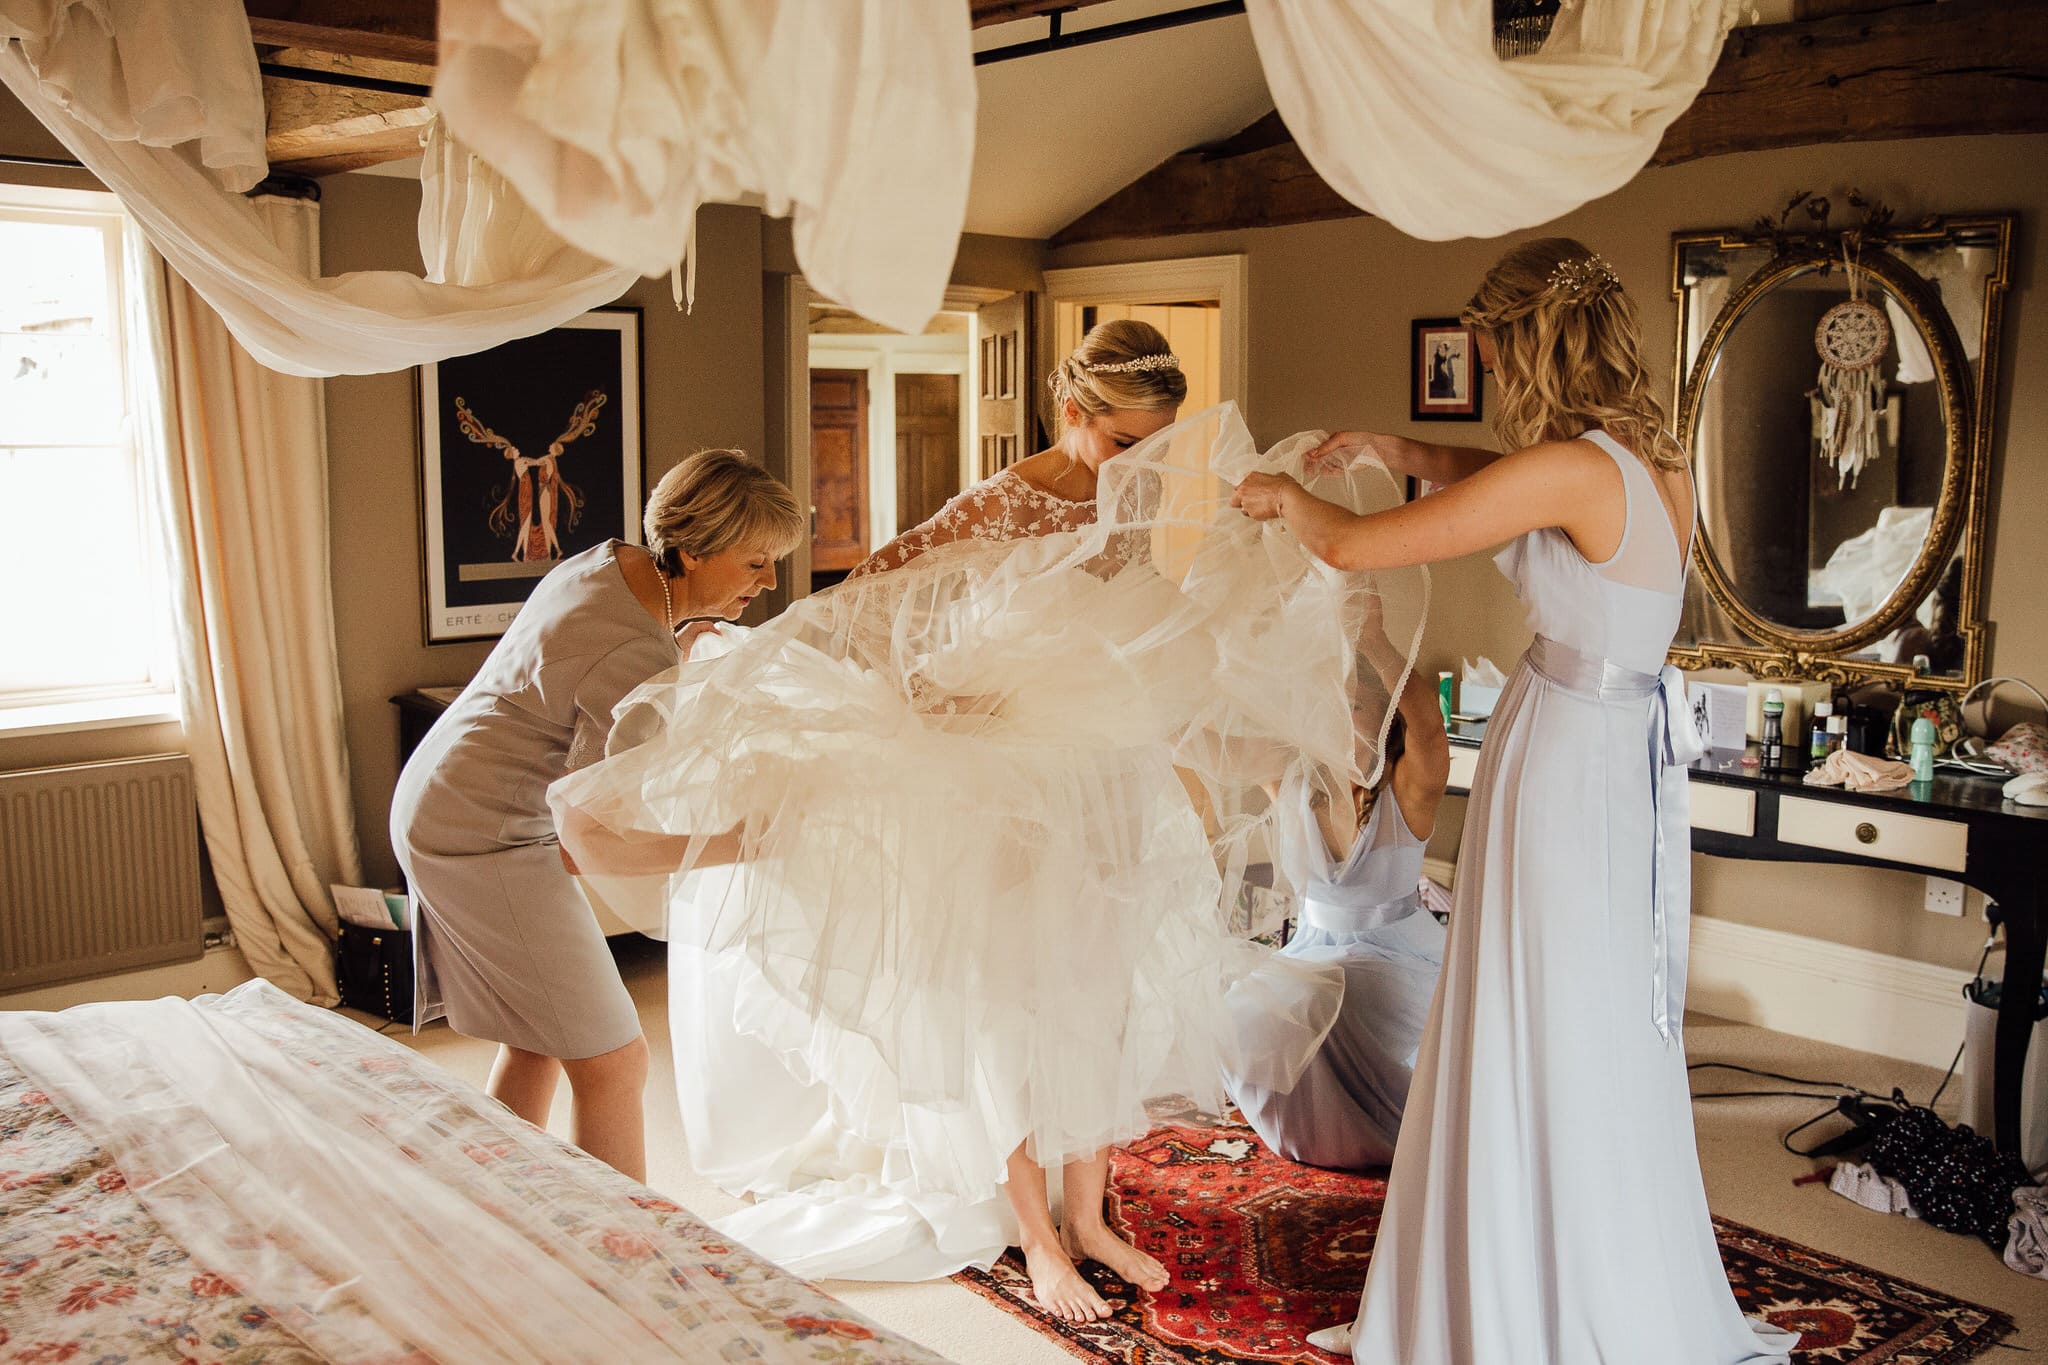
[125,202,359,1004]
[1244,0,1744,240]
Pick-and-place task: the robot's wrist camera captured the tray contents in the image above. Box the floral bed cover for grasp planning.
[0,984,950,1365]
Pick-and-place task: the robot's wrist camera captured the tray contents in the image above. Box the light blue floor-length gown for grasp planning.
[1226,781,1443,1171]
[1348,432,1797,1364]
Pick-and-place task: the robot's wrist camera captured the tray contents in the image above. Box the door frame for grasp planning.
[1042,254,1249,412]
[779,284,1005,598]
[810,333,970,552]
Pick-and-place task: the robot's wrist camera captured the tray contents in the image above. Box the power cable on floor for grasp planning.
[1686,933,1996,1156]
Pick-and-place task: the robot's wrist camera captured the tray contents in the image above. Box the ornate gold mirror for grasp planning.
[1669,205,2013,691]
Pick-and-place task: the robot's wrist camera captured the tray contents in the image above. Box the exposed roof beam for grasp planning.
[968,0,1124,26]
[1054,0,2048,245]
[240,0,1131,65]
[244,2,437,63]
[263,50,434,176]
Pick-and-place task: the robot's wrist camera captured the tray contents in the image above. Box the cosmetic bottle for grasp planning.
[1909,711,1938,784]
[1809,700,1833,763]
[1760,689,1785,770]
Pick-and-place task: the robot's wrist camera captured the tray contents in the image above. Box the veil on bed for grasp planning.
[551,402,1429,1188]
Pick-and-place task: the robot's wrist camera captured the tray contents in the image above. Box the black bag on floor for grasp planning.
[1868,1090,2033,1250]
[336,922,415,1026]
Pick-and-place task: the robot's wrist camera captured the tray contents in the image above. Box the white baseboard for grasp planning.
[1685,915,1972,1070]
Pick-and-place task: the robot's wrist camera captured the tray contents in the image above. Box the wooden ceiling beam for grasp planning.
[240,0,1127,65]
[968,0,1125,27]
[1054,0,2048,245]
[244,2,438,64]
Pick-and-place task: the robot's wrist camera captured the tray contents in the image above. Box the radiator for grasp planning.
[0,754,203,992]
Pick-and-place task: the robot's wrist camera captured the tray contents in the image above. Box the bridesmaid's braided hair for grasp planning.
[1461,237,1686,471]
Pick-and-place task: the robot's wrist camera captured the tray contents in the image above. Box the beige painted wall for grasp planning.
[1049,132,2048,971]
[319,175,770,887]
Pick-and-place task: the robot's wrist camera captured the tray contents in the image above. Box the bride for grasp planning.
[554,322,1423,1321]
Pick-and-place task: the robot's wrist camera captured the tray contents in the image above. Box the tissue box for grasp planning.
[1458,683,1502,718]
[1745,679,1831,744]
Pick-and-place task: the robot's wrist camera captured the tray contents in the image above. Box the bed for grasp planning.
[0,980,950,1364]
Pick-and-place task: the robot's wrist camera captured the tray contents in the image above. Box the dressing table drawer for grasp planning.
[1689,784,1755,837]
[1777,796,1968,872]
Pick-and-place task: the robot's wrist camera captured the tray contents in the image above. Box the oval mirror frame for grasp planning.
[1667,214,2013,693]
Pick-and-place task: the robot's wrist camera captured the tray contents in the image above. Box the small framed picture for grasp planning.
[1411,318,1483,422]
[416,307,644,644]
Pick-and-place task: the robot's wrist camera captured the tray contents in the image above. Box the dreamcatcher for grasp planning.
[1813,238,1891,491]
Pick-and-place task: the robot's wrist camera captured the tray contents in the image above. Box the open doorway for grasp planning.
[806,305,975,594]
[1043,254,1247,418]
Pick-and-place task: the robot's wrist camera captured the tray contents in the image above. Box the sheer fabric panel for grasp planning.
[1244,0,1743,240]
[434,0,976,334]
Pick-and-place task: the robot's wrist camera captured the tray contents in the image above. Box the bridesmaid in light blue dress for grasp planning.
[1225,630,1450,1172]
[1234,239,1795,1364]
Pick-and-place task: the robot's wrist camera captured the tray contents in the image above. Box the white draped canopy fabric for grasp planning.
[0,2,635,377]
[1245,0,1744,240]
[0,0,1754,375]
[0,0,974,375]
[435,0,977,336]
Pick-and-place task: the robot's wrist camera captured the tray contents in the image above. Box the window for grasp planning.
[0,184,175,731]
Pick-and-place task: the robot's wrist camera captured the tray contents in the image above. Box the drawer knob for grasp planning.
[1855,821,1879,845]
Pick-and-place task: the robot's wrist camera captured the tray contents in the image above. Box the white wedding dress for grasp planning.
[553,405,1430,1280]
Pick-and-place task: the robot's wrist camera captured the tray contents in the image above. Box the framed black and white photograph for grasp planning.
[1411,317,1483,422]
[417,307,644,643]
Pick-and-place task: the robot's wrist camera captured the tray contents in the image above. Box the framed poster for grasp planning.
[417,307,643,643]
[1411,317,1483,422]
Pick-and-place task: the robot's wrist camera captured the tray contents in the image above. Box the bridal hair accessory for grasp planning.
[1084,352,1180,375]
[1545,254,1620,304]
[1050,350,1181,405]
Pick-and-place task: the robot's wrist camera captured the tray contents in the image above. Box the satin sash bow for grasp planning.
[1525,635,1703,1045]
[1298,891,1422,937]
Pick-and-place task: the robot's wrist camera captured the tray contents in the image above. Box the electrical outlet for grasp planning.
[1924,877,1966,917]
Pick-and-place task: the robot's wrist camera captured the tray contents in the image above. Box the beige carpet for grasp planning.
[377,935,2042,1364]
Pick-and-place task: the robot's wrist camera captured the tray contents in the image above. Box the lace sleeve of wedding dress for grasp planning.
[548,403,1428,1170]
[850,471,1097,580]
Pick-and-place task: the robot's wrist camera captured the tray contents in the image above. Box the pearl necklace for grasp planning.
[651,548,675,637]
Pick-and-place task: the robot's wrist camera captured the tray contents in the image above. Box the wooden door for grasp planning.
[809,369,868,572]
[896,372,962,532]
[976,291,1035,479]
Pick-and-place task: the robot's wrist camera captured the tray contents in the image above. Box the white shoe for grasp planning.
[1305,1321,1354,1355]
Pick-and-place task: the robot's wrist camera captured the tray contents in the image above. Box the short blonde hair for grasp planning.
[643,448,804,574]
[1461,237,1686,470]
[1047,318,1188,429]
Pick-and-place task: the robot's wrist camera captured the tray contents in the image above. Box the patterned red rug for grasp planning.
[955,1104,2015,1365]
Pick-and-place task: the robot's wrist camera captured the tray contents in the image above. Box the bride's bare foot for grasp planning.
[1062,1220,1169,1293]
[1022,1238,1111,1322]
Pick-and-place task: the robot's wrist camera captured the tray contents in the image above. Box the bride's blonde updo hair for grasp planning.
[1461,237,1685,470]
[1048,318,1188,428]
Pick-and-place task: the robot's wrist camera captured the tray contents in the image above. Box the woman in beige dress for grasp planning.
[391,448,804,1180]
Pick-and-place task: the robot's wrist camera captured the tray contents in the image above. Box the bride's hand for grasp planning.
[1232,472,1300,522]
[1304,431,1388,478]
